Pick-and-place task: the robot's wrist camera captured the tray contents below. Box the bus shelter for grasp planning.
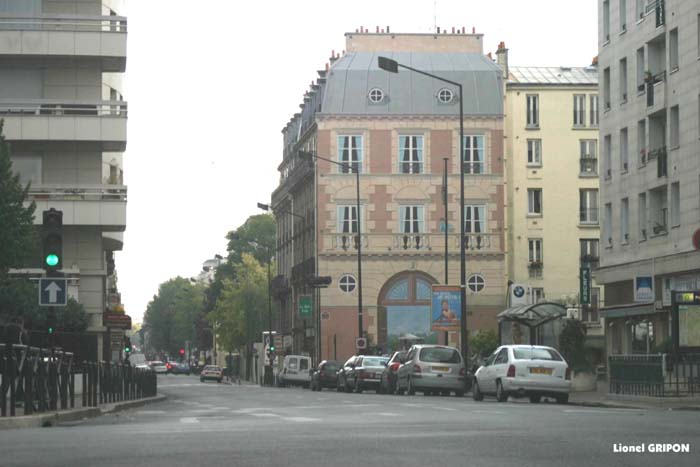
[497,302,567,347]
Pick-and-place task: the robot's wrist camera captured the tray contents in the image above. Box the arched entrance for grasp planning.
[377,271,438,353]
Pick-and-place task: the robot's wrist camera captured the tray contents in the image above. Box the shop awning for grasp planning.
[599,303,655,319]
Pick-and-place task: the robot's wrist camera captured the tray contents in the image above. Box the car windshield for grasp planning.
[204,366,221,371]
[419,348,461,364]
[390,352,406,363]
[361,357,388,367]
[513,348,563,361]
[323,362,340,372]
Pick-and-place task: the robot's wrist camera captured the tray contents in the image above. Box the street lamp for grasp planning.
[298,150,364,349]
[378,56,468,359]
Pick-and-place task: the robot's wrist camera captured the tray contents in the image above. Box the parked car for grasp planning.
[168,361,191,375]
[395,345,466,397]
[336,356,359,392]
[346,356,389,393]
[379,351,407,394]
[149,361,167,374]
[310,360,342,391]
[279,355,312,388]
[472,345,571,404]
[200,365,223,383]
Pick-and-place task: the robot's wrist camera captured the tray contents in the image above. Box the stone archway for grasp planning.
[377,271,438,353]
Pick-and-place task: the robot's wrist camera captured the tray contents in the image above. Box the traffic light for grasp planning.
[179,348,185,356]
[124,337,132,354]
[46,310,57,335]
[269,343,276,353]
[42,209,63,273]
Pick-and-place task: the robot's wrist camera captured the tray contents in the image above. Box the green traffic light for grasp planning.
[48,327,54,334]
[45,254,59,267]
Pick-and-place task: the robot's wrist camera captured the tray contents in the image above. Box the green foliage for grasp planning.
[559,319,593,373]
[225,214,276,265]
[652,337,672,354]
[0,120,37,277]
[57,298,89,332]
[470,330,500,357]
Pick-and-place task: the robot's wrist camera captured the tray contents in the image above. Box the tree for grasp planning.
[225,214,275,266]
[0,120,37,277]
[559,319,592,373]
[470,330,499,358]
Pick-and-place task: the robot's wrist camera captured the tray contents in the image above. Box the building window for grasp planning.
[583,288,600,323]
[580,239,600,266]
[580,189,599,225]
[639,192,648,240]
[339,274,357,293]
[636,47,645,92]
[621,197,629,243]
[9,155,42,186]
[398,135,424,174]
[620,57,628,102]
[604,203,613,246]
[399,205,424,233]
[573,94,586,126]
[528,239,543,278]
[603,67,611,110]
[620,0,627,31]
[669,28,679,71]
[463,135,485,174]
[526,94,539,127]
[467,274,485,293]
[527,139,542,166]
[603,134,612,178]
[650,186,668,235]
[638,119,647,165]
[603,0,610,41]
[636,0,644,20]
[670,105,679,148]
[590,95,599,126]
[368,87,384,103]
[464,205,486,233]
[671,182,680,227]
[620,127,629,172]
[338,205,359,233]
[437,88,454,104]
[527,189,542,215]
[532,288,545,303]
[338,135,362,173]
[580,139,598,175]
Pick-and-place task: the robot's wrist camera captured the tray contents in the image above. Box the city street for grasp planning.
[1,375,699,467]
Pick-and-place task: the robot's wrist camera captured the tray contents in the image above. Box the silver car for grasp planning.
[472,345,571,404]
[395,345,466,397]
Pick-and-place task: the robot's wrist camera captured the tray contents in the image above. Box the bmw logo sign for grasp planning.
[513,286,525,298]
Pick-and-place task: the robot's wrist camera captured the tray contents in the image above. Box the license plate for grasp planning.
[529,367,553,375]
[432,366,449,372]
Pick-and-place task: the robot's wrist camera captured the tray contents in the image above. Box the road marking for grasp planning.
[433,407,459,412]
[231,408,274,414]
[180,417,199,424]
[471,410,505,414]
[281,416,320,422]
[134,410,166,415]
[563,408,643,414]
[250,413,281,418]
[376,412,402,417]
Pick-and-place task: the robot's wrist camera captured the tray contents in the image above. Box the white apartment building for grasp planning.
[2,0,128,360]
[597,0,700,355]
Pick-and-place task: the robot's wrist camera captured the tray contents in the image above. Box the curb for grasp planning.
[567,400,700,411]
[0,394,166,430]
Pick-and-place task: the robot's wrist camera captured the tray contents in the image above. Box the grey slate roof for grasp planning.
[321,51,504,116]
[509,66,598,85]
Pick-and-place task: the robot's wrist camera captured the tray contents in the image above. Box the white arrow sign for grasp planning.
[45,281,61,303]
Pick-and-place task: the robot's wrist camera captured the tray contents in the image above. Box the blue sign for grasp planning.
[635,276,654,302]
[39,278,67,306]
[431,285,462,332]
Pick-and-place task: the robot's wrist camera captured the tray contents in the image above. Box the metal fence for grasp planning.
[609,353,700,397]
[1,343,156,417]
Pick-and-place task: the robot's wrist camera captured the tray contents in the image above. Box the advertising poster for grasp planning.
[634,276,654,302]
[679,304,700,347]
[431,285,462,332]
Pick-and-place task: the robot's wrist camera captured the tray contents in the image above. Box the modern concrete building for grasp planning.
[597,0,700,355]
[2,0,128,360]
[502,46,605,355]
[272,29,507,363]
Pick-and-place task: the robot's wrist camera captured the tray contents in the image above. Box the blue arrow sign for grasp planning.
[39,278,67,306]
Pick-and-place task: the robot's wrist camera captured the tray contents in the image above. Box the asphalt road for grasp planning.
[1,374,699,467]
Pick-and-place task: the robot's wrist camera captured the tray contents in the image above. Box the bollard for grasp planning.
[8,347,16,417]
[1,350,7,417]
[48,352,58,411]
[23,357,33,415]
[37,355,46,412]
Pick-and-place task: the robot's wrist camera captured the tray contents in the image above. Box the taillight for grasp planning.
[459,367,466,376]
[390,362,400,372]
[506,365,516,378]
[565,368,571,380]
[413,364,422,373]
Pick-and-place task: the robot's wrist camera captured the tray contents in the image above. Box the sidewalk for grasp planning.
[568,381,700,411]
[0,394,166,430]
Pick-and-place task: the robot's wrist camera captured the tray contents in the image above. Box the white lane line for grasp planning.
[471,410,505,415]
[250,413,281,418]
[231,408,274,414]
[563,409,643,414]
[134,410,166,415]
[180,417,200,424]
[281,417,320,422]
[433,407,459,412]
[376,412,402,417]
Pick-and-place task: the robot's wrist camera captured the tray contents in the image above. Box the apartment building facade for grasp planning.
[597,0,700,355]
[504,55,605,353]
[272,30,507,362]
[1,0,129,360]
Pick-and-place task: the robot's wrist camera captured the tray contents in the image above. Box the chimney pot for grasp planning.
[452,27,455,33]
[462,26,465,34]
[437,26,440,33]
[472,27,475,33]
[376,26,379,33]
[387,25,390,33]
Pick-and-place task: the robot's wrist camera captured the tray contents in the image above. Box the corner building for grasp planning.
[272,30,506,362]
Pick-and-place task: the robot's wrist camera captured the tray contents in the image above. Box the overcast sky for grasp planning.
[120,0,598,323]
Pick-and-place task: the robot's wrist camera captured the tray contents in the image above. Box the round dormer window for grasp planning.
[339,274,357,293]
[368,88,384,103]
[467,274,485,293]
[438,88,454,104]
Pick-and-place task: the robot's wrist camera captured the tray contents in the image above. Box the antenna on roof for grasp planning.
[433,0,437,33]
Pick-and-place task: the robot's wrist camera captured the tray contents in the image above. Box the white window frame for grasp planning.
[526,94,539,127]
[671,182,680,227]
[464,205,487,233]
[604,203,613,246]
[467,274,485,293]
[580,189,599,225]
[620,57,628,102]
[337,205,360,233]
[368,87,384,103]
[580,139,598,175]
[620,127,629,172]
[9,155,42,186]
[533,288,545,303]
[590,95,599,126]
[399,205,424,233]
[528,189,542,216]
[573,94,586,126]
[528,239,543,263]
[621,197,629,243]
[639,192,648,240]
[669,28,679,71]
[398,135,424,174]
[338,135,363,173]
[437,88,453,104]
[339,274,357,293]
[527,139,542,166]
[463,135,485,174]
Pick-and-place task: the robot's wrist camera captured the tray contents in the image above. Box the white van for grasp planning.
[279,355,312,387]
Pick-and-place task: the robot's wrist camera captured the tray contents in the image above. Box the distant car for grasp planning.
[149,361,167,374]
[310,360,342,391]
[379,351,407,394]
[135,363,151,371]
[346,356,389,393]
[168,362,191,375]
[200,365,223,383]
[336,356,359,392]
[472,345,571,404]
[279,355,312,388]
[395,345,466,397]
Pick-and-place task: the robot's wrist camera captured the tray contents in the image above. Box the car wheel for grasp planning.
[395,379,404,395]
[556,394,569,404]
[407,377,416,396]
[218,379,222,383]
[530,395,542,403]
[200,378,205,383]
[455,390,464,398]
[496,381,507,402]
[336,379,343,392]
[354,379,362,393]
[472,381,484,401]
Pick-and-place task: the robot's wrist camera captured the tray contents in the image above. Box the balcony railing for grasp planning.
[580,157,598,175]
[650,146,668,178]
[645,71,665,107]
[579,208,599,225]
[323,232,500,254]
[0,15,127,32]
[0,100,127,117]
[26,185,127,202]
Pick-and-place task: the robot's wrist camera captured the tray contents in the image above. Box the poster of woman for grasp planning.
[431,285,461,332]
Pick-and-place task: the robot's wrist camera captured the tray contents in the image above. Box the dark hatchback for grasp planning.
[310,360,342,391]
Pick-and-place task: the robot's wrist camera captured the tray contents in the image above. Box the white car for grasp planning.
[149,360,168,374]
[279,355,312,387]
[472,345,571,404]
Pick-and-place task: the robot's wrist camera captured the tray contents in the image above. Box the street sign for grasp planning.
[356,337,367,350]
[110,331,124,350]
[580,268,591,305]
[39,278,67,306]
[103,312,132,329]
[299,295,312,318]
